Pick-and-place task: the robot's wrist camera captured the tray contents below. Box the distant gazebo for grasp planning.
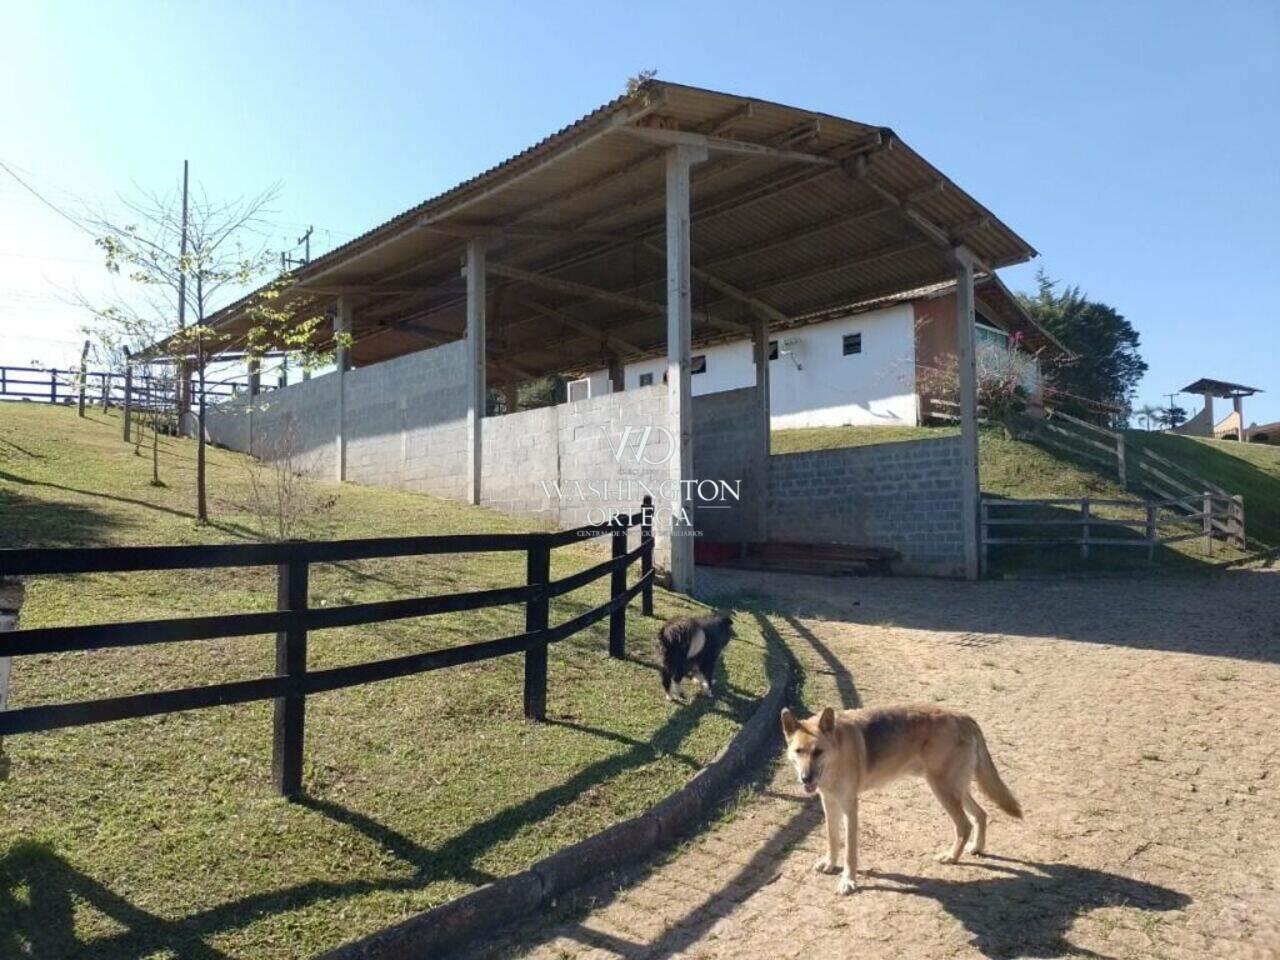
[1176,378,1263,441]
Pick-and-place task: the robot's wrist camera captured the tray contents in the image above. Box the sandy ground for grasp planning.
[472,567,1280,960]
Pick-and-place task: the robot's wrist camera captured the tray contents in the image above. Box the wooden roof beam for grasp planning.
[377,318,536,380]
[519,298,643,356]
[620,127,838,167]
[638,240,788,326]
[486,261,750,335]
[745,238,933,296]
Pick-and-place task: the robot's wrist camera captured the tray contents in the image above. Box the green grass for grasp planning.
[0,403,774,960]
[771,421,1277,574]
[1131,431,1280,552]
[770,423,957,454]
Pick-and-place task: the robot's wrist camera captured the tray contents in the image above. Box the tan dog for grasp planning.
[781,705,1022,894]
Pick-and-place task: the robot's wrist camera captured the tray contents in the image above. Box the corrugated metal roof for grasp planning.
[152,80,1038,381]
[1181,378,1263,396]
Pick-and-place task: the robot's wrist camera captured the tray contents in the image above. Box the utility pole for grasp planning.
[178,160,189,330]
[281,226,313,273]
[178,160,191,424]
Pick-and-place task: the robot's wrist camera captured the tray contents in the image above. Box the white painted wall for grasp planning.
[584,303,919,428]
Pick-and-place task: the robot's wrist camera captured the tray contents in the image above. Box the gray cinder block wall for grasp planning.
[691,386,766,542]
[205,340,967,577]
[766,436,966,576]
[207,348,673,534]
[344,340,469,498]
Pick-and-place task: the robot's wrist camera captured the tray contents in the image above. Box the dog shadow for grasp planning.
[862,854,1191,959]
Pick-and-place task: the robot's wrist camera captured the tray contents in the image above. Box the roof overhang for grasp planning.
[1180,378,1263,398]
[144,81,1037,382]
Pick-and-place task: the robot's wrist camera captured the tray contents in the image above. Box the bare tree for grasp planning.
[239,413,337,541]
[83,178,279,517]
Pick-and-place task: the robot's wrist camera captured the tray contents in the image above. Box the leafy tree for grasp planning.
[1156,404,1188,429]
[1134,404,1161,431]
[1017,268,1147,425]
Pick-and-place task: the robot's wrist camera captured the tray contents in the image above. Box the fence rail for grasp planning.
[0,499,656,798]
[0,364,252,410]
[981,492,1245,569]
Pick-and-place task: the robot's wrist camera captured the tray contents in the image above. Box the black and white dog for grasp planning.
[659,613,734,701]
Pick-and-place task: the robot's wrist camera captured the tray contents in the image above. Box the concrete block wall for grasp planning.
[481,405,560,518]
[205,393,251,453]
[554,383,673,530]
[767,435,966,576]
[345,340,469,499]
[691,386,766,541]
[249,374,338,477]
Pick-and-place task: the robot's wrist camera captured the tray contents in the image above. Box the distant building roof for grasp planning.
[1181,378,1263,397]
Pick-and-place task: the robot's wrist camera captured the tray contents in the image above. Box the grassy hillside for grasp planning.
[0,403,774,960]
[772,422,1278,572]
[1133,431,1280,552]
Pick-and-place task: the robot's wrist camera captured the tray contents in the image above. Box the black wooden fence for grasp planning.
[0,500,656,798]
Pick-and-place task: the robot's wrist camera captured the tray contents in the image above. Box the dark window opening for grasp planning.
[638,372,654,387]
[691,355,707,374]
[842,333,862,356]
[768,340,779,360]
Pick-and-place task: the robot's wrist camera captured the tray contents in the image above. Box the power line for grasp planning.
[0,158,98,239]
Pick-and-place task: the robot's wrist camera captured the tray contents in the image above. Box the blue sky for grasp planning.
[2,1,1277,423]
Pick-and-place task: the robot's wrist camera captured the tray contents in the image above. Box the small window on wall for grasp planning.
[567,378,591,402]
[638,372,654,387]
[768,340,779,360]
[691,355,707,374]
[842,333,862,356]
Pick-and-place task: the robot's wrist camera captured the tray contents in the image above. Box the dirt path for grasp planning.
[475,569,1280,960]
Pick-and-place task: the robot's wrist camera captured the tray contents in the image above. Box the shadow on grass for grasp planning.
[0,487,125,548]
[0,642,765,959]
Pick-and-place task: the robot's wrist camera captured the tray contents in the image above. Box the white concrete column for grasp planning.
[954,248,981,581]
[752,315,771,542]
[464,239,487,505]
[665,143,707,594]
[334,297,352,482]
[1202,391,1214,436]
[1233,395,1244,441]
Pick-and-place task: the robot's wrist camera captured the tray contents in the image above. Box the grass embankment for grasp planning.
[772,422,1279,574]
[0,403,773,960]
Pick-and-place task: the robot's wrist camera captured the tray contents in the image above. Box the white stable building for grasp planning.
[576,273,1065,428]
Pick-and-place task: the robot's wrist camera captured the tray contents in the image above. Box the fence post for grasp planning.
[50,369,58,404]
[609,518,627,660]
[272,557,309,799]
[1116,433,1127,487]
[1146,504,1157,561]
[0,577,24,782]
[101,372,111,411]
[523,534,550,721]
[1233,495,1246,551]
[1,367,6,397]
[123,367,133,442]
[1203,492,1213,555]
[1079,498,1090,560]
[640,495,654,617]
